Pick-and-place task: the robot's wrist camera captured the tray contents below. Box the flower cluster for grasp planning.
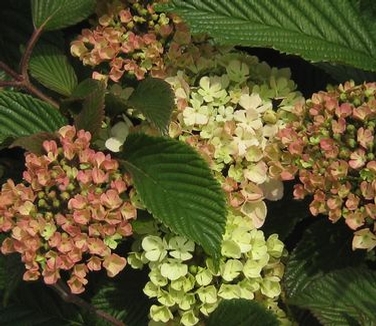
[70,0,221,83]
[0,126,137,293]
[166,53,304,228]
[269,81,376,250]
[70,0,174,81]
[128,212,287,326]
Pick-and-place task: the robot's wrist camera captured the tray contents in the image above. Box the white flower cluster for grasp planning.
[166,53,304,228]
[128,211,287,326]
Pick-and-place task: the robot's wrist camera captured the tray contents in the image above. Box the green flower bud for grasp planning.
[52,199,60,208]
[263,109,278,124]
[189,265,198,275]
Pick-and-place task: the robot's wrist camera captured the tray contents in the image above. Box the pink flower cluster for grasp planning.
[0,126,137,293]
[70,0,219,83]
[70,0,173,81]
[269,81,376,250]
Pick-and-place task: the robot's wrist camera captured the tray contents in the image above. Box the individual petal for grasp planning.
[102,253,127,277]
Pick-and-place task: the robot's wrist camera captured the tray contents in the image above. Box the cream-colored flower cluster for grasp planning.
[167,53,304,228]
[128,212,288,326]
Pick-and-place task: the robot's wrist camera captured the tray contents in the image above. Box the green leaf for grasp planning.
[164,0,376,72]
[119,133,226,261]
[0,91,67,145]
[0,253,6,291]
[0,282,84,326]
[283,219,366,300]
[0,0,32,67]
[90,267,150,326]
[289,268,376,325]
[67,79,106,139]
[128,78,174,134]
[0,254,24,306]
[262,181,311,240]
[316,62,376,84]
[31,0,96,31]
[207,299,279,326]
[29,43,78,96]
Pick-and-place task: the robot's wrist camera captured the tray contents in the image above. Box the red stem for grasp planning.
[0,27,59,109]
[51,281,126,326]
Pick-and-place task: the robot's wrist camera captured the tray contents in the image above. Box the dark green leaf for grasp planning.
[30,43,78,96]
[359,0,376,41]
[31,0,96,31]
[0,91,67,146]
[207,299,279,326]
[262,180,311,240]
[0,0,32,67]
[119,133,226,261]
[90,267,150,326]
[289,268,376,326]
[164,0,376,72]
[283,219,366,299]
[316,62,376,84]
[0,253,6,291]
[0,282,83,326]
[68,79,106,139]
[0,254,24,306]
[128,78,174,134]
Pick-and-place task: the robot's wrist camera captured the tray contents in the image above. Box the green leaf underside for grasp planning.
[70,79,106,139]
[31,0,96,31]
[289,268,376,325]
[128,78,175,134]
[207,299,279,326]
[11,132,57,154]
[30,43,78,96]
[165,0,376,72]
[0,92,67,144]
[120,133,226,260]
[283,219,366,299]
